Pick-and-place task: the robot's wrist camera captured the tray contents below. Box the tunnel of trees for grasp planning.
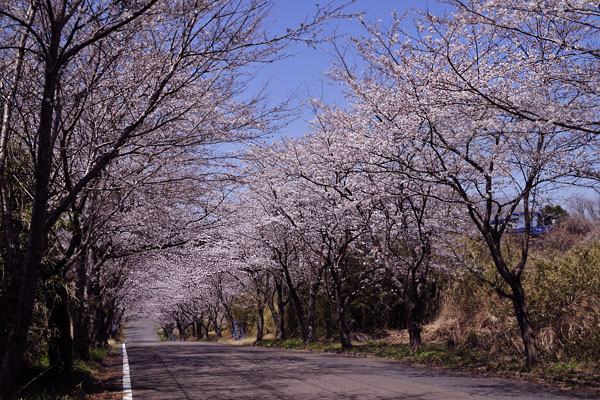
[0,0,599,397]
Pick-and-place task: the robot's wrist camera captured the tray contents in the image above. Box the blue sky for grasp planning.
[255,1,450,139]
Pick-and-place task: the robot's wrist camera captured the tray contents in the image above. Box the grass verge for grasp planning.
[252,338,600,392]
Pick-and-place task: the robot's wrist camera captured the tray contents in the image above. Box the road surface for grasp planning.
[123,319,595,399]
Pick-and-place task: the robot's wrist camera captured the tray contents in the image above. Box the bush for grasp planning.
[529,242,600,360]
[429,238,600,362]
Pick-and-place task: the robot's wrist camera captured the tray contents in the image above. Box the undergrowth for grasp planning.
[10,344,113,400]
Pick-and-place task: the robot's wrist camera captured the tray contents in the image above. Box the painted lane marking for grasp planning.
[122,342,133,400]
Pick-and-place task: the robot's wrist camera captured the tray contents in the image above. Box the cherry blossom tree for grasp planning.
[303,100,463,352]
[242,145,324,345]
[449,0,599,139]
[368,183,459,352]
[328,0,598,364]
[24,131,233,376]
[0,0,354,389]
[237,200,293,342]
[242,127,384,348]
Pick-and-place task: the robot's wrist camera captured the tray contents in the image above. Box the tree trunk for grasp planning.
[306,278,322,344]
[509,278,539,365]
[176,319,186,341]
[0,263,21,355]
[0,252,46,395]
[0,5,35,362]
[47,287,73,378]
[282,267,310,345]
[336,304,352,349]
[0,24,61,393]
[203,320,210,338]
[407,319,422,354]
[71,253,92,358]
[405,276,425,354]
[211,312,222,338]
[72,309,91,358]
[162,325,173,340]
[198,315,210,339]
[266,277,287,341]
[95,312,110,346]
[195,318,205,339]
[334,284,352,349]
[488,239,539,365]
[275,284,286,341]
[255,306,264,342]
[221,305,235,337]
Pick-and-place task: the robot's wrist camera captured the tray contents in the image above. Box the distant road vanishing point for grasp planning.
[122,319,595,400]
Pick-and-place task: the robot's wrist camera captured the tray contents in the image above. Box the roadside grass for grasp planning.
[11,341,116,400]
[190,327,600,391]
[257,338,484,366]
[195,333,252,344]
[251,338,600,391]
[198,335,221,342]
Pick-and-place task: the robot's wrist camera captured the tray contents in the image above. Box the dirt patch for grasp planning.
[86,347,122,400]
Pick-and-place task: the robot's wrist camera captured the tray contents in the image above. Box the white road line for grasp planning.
[122,342,133,400]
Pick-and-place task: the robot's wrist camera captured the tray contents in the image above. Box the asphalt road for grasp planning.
[123,319,596,400]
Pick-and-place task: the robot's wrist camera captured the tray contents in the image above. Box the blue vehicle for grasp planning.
[491,212,557,236]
